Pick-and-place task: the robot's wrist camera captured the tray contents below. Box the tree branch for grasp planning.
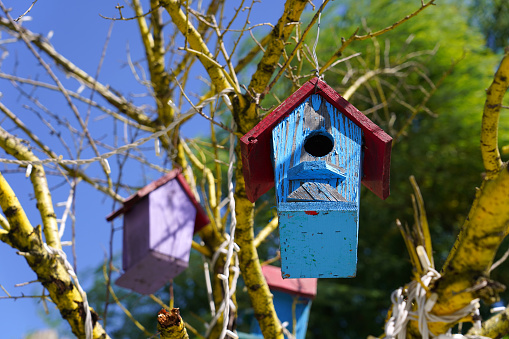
[254,216,278,248]
[234,145,284,339]
[481,49,509,178]
[0,126,61,249]
[468,307,509,338]
[320,0,436,73]
[423,165,509,336]
[0,171,110,338]
[157,308,189,339]
[162,0,230,92]
[0,17,155,129]
[263,0,331,96]
[0,102,124,202]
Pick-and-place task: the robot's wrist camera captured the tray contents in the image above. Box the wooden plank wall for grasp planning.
[272,94,363,205]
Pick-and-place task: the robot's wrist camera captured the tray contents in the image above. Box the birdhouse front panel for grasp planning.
[272,94,363,204]
[116,179,198,295]
[272,94,363,278]
[241,78,391,204]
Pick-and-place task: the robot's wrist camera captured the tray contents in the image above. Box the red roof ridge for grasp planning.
[240,77,392,202]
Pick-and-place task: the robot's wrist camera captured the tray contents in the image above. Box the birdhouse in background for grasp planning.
[106,169,209,295]
[241,78,392,279]
[251,265,318,339]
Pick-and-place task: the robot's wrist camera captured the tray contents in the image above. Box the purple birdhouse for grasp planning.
[106,169,209,295]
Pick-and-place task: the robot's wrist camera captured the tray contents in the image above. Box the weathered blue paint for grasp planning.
[250,291,313,339]
[272,94,363,278]
[287,160,346,180]
[279,202,358,278]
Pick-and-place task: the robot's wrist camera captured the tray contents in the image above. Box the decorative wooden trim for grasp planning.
[240,77,392,202]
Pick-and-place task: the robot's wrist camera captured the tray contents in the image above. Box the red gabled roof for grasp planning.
[240,77,392,202]
[262,265,317,299]
[106,168,210,233]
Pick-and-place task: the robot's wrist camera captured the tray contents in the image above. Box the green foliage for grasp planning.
[302,1,502,338]
[84,1,509,338]
[468,0,509,51]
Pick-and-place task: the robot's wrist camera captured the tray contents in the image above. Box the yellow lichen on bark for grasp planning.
[162,0,230,92]
[0,171,109,339]
[0,127,60,249]
[481,49,509,178]
[412,51,509,337]
[234,150,284,339]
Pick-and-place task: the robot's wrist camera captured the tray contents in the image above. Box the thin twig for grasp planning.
[263,0,331,96]
[14,0,38,22]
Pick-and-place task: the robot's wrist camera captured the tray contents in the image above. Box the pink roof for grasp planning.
[262,265,317,299]
[240,77,392,202]
[106,168,209,233]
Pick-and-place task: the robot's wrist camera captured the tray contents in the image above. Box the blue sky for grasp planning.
[0,1,294,338]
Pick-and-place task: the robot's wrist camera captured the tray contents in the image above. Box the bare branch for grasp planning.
[14,0,38,22]
[264,0,331,96]
[321,0,436,73]
[481,49,509,178]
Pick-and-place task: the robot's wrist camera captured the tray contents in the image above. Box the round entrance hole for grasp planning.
[303,131,334,157]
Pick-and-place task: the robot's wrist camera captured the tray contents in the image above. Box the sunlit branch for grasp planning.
[409,175,433,268]
[0,126,61,249]
[394,56,459,142]
[0,6,113,187]
[481,49,509,178]
[14,0,38,22]
[162,0,230,92]
[0,171,108,338]
[0,73,156,132]
[254,217,278,248]
[210,15,240,92]
[234,34,271,73]
[0,17,154,128]
[0,213,9,231]
[0,102,124,202]
[101,263,153,337]
[263,0,331,96]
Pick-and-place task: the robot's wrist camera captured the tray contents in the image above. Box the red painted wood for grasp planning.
[240,77,392,202]
[262,265,317,299]
[106,168,209,233]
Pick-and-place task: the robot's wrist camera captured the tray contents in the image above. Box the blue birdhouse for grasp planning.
[249,265,317,339]
[241,78,392,279]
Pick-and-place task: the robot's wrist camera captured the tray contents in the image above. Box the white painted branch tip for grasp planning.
[25,164,32,177]
[417,245,431,272]
[155,138,161,156]
[101,158,111,174]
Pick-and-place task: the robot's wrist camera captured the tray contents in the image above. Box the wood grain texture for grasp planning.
[117,179,198,294]
[240,77,392,202]
[272,94,362,205]
[271,93,362,278]
[106,168,209,233]
[287,160,346,180]
[287,182,346,202]
[278,202,359,278]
